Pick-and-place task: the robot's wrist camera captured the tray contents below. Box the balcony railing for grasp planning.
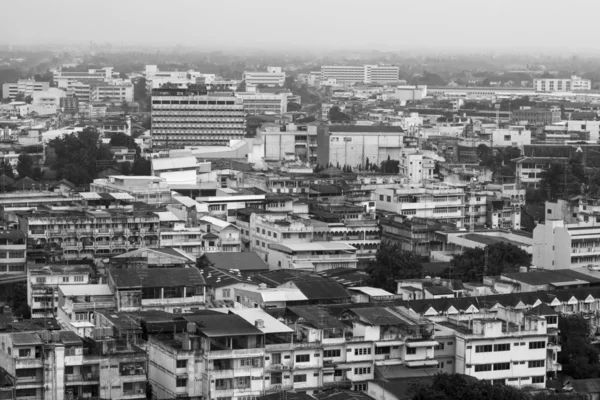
[65,373,100,383]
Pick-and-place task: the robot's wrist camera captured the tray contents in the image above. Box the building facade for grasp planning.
[2,80,50,99]
[151,88,245,148]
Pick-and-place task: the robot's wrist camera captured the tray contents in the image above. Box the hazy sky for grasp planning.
[2,0,599,52]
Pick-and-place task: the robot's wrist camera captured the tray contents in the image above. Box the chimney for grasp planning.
[255,319,265,329]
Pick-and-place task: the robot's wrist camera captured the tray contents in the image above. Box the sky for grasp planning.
[2,0,599,52]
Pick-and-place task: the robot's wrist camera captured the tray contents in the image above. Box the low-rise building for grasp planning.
[27,264,93,319]
[267,242,358,272]
[57,284,116,337]
[90,175,173,205]
[0,229,26,275]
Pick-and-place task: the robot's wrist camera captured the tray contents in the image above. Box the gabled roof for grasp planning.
[348,307,406,326]
[110,268,206,288]
[526,303,558,317]
[51,179,76,189]
[293,279,351,301]
[571,378,600,394]
[203,252,269,272]
[202,266,257,288]
[287,306,347,330]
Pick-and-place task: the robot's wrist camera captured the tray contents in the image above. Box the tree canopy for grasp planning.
[287,102,302,112]
[366,243,423,292]
[410,373,527,400]
[46,128,113,185]
[559,314,600,379]
[17,153,34,179]
[131,158,151,175]
[447,242,531,281]
[329,106,352,122]
[0,159,14,179]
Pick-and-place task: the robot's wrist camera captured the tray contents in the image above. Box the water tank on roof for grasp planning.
[187,322,196,334]
[519,266,528,273]
[50,332,60,342]
[258,283,267,290]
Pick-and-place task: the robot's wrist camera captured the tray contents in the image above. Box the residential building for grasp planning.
[320,65,399,84]
[316,126,410,169]
[151,87,245,148]
[266,242,358,272]
[2,79,50,99]
[399,152,436,184]
[233,284,308,308]
[380,215,452,257]
[513,157,568,187]
[235,92,289,115]
[376,184,466,227]
[27,264,93,319]
[108,267,206,313]
[487,198,522,230]
[431,308,558,388]
[91,83,134,103]
[56,284,116,337]
[17,209,160,261]
[109,247,196,269]
[0,229,26,275]
[511,108,561,125]
[534,75,591,92]
[90,175,174,204]
[198,215,243,251]
[196,189,266,223]
[243,67,286,90]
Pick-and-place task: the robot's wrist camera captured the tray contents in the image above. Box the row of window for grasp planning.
[35,276,84,284]
[472,341,545,352]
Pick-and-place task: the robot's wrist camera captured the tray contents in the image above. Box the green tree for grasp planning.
[329,106,351,122]
[366,244,423,292]
[287,102,301,112]
[410,373,527,400]
[0,159,15,179]
[448,242,531,281]
[121,101,130,114]
[121,161,131,175]
[131,158,151,175]
[47,128,113,185]
[559,314,600,379]
[17,153,34,178]
[536,158,584,202]
[14,92,25,102]
[109,132,140,156]
[236,81,246,92]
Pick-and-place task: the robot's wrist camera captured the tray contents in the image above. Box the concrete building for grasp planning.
[91,83,134,103]
[151,87,245,148]
[235,92,289,115]
[27,264,93,319]
[257,123,320,163]
[108,267,206,313]
[2,80,50,99]
[376,184,465,227]
[17,208,160,261]
[534,75,591,92]
[0,229,26,275]
[90,175,173,204]
[399,152,436,184]
[317,126,411,169]
[242,67,286,90]
[513,157,568,187]
[567,120,600,142]
[511,108,561,126]
[490,127,531,147]
[266,242,358,272]
[380,216,452,257]
[320,65,399,84]
[56,284,116,337]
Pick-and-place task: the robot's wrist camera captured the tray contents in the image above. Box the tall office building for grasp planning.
[151,87,246,148]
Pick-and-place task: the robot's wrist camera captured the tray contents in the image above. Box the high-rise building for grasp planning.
[151,87,245,148]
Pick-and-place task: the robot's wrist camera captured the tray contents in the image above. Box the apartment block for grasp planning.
[151,88,245,148]
[399,152,435,184]
[27,264,93,319]
[0,229,26,275]
[242,67,286,90]
[57,285,116,337]
[534,75,591,92]
[376,184,466,226]
[91,83,133,103]
[380,215,451,257]
[235,92,289,115]
[258,123,320,163]
[2,79,50,99]
[17,209,160,261]
[267,242,358,272]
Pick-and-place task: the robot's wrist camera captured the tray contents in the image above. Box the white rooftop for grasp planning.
[277,242,357,252]
[155,211,183,222]
[152,156,198,171]
[199,215,232,229]
[238,286,308,302]
[348,286,395,297]
[59,284,113,296]
[229,309,294,334]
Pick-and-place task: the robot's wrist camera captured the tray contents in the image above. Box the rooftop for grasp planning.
[228,309,294,334]
[59,284,113,296]
[184,314,264,337]
[203,252,269,271]
[110,267,206,288]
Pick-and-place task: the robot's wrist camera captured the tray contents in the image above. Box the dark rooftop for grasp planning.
[109,267,206,288]
[184,314,263,337]
[203,252,269,272]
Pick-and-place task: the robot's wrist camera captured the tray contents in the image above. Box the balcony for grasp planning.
[267,383,293,392]
[71,301,116,311]
[206,347,265,359]
[65,374,100,384]
[267,363,292,372]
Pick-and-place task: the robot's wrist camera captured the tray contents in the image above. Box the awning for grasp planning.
[405,360,438,367]
[375,340,404,347]
[405,341,438,348]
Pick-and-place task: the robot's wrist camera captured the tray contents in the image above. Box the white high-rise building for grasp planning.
[320,65,400,84]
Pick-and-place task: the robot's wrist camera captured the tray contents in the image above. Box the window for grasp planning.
[75,313,87,321]
[8,251,24,258]
[62,277,69,283]
[354,383,367,391]
[65,366,73,374]
[546,316,558,325]
[474,364,491,372]
[493,363,510,371]
[176,360,187,368]
[324,349,341,358]
[222,289,230,298]
[494,343,510,352]
[528,360,545,368]
[406,347,416,355]
[447,342,453,346]
[447,361,453,365]
[176,378,187,387]
[435,343,445,351]
[379,195,384,201]
[16,389,37,397]
[529,341,546,349]
[18,349,31,358]
[74,276,84,282]
[35,277,46,284]
[375,346,390,354]
[532,376,545,384]
[295,354,309,363]
[283,233,291,239]
[475,345,492,353]
[354,348,371,356]
[354,367,371,375]
[293,374,307,383]
[334,370,343,377]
